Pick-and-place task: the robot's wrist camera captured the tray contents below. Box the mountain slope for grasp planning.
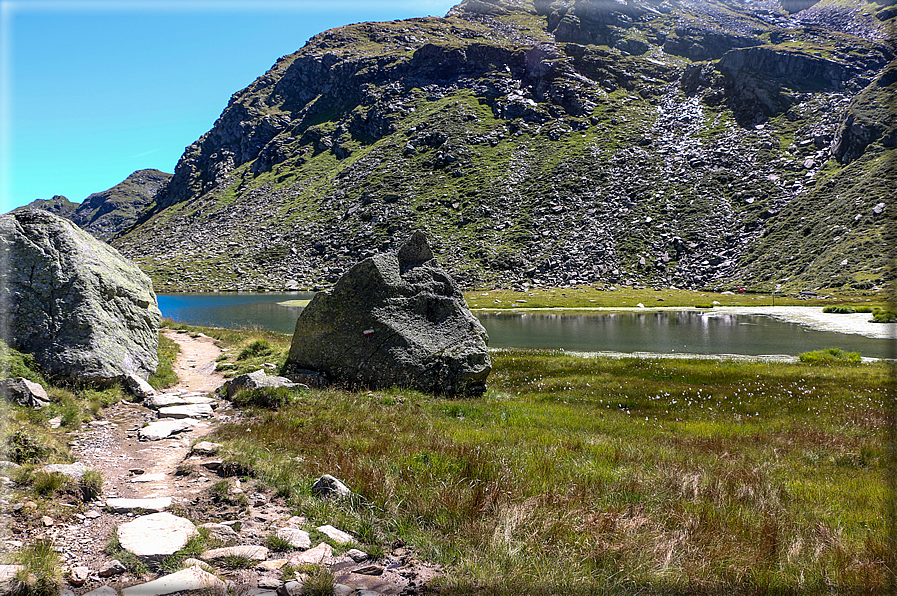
[114,0,896,293]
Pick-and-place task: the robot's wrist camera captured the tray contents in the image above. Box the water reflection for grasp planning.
[156,294,895,359]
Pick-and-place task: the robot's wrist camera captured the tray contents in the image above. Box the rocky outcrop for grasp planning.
[832,60,897,163]
[284,232,491,396]
[14,195,78,219]
[0,377,49,408]
[0,210,160,382]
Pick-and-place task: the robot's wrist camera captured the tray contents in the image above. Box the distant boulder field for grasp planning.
[0,209,161,382]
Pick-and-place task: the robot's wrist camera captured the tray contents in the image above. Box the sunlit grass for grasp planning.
[205,347,892,593]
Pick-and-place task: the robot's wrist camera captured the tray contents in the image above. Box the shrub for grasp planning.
[265,533,294,552]
[79,469,104,501]
[871,308,897,323]
[230,386,301,409]
[6,429,47,464]
[236,339,273,361]
[297,564,334,596]
[822,306,855,314]
[31,471,71,496]
[798,348,862,364]
[11,539,60,596]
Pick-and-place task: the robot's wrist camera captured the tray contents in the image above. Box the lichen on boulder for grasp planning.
[0,209,161,382]
[283,231,491,396]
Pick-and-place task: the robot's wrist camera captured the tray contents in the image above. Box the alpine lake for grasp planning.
[156,292,894,359]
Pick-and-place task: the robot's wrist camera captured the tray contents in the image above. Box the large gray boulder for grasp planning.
[0,210,160,381]
[283,231,490,396]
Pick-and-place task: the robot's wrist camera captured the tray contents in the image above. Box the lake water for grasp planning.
[157,293,895,359]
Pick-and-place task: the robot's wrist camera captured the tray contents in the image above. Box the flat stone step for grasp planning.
[105,497,171,513]
[158,404,213,419]
[129,473,167,483]
[121,565,224,596]
[117,512,198,561]
[139,419,199,441]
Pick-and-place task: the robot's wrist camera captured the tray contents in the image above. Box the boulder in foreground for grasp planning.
[283,231,490,396]
[0,210,161,382]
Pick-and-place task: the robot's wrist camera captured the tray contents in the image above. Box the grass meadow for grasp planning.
[205,325,895,594]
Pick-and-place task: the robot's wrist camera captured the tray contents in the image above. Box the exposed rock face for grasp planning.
[70,169,171,241]
[832,60,897,163]
[0,210,160,382]
[284,232,490,396]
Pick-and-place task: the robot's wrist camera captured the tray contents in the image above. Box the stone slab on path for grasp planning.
[121,565,224,596]
[129,473,167,483]
[139,419,200,441]
[105,497,172,513]
[200,545,268,562]
[158,404,213,419]
[145,394,190,409]
[117,512,198,561]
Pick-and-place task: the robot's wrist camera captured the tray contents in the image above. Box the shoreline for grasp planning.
[473,305,895,342]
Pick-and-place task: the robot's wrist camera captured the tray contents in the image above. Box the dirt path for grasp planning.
[45,331,229,584]
[37,330,440,594]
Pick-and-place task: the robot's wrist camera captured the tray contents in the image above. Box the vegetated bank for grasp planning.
[191,321,892,594]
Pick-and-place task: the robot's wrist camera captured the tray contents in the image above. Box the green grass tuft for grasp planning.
[798,348,862,364]
[11,539,61,596]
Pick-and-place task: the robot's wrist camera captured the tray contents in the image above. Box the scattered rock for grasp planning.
[200,545,269,562]
[0,377,50,408]
[98,559,127,578]
[0,565,24,594]
[68,566,90,587]
[276,527,311,549]
[122,372,156,400]
[191,441,222,455]
[116,512,198,561]
[105,497,171,513]
[346,549,368,562]
[284,231,491,396]
[288,542,333,566]
[279,580,303,596]
[317,525,354,545]
[120,565,225,596]
[40,462,89,480]
[128,473,167,483]
[311,474,352,500]
[352,564,385,576]
[258,559,289,571]
[198,522,239,544]
[220,369,304,400]
[0,210,161,382]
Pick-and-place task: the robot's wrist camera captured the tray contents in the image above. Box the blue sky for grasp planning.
[1,0,459,211]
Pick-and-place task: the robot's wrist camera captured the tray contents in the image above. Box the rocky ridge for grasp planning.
[51,0,897,293]
[18,170,171,243]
